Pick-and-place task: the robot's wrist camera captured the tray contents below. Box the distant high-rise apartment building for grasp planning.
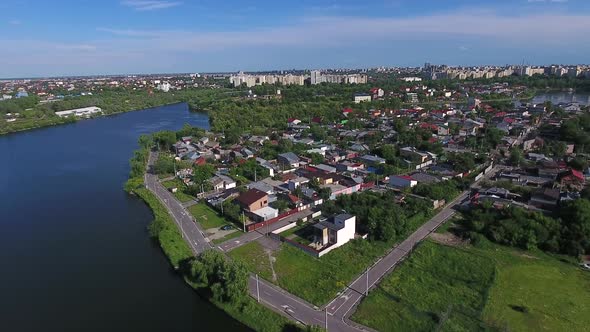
[310,70,322,85]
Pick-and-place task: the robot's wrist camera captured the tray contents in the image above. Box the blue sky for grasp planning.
[1,0,589,77]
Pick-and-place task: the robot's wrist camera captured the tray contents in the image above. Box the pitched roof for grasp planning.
[278,152,300,163]
[236,189,268,206]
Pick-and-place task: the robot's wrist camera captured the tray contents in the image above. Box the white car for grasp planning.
[580,263,590,270]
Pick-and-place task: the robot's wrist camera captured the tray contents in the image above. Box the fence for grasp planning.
[272,222,298,234]
[282,237,322,258]
[245,207,300,232]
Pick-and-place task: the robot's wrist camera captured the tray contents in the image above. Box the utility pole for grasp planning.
[256,274,260,303]
[242,211,246,232]
[366,268,369,296]
[325,307,328,331]
[174,146,177,176]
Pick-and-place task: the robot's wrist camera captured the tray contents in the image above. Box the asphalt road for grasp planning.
[325,191,469,321]
[145,152,212,255]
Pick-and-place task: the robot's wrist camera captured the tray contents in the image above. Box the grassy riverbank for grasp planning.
[0,101,192,136]
[0,86,221,136]
[124,141,308,332]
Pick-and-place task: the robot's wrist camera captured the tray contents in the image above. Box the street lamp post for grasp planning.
[256,274,260,303]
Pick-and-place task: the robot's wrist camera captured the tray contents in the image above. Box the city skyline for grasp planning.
[1,0,590,77]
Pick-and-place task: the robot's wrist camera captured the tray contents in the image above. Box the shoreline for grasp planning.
[124,147,302,332]
[1,101,200,136]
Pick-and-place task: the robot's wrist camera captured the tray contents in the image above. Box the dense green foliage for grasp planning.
[137,187,194,267]
[188,250,249,304]
[462,199,590,256]
[560,113,590,153]
[412,178,466,202]
[322,191,432,241]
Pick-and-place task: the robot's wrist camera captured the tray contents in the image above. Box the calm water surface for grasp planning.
[0,103,249,332]
[532,91,590,106]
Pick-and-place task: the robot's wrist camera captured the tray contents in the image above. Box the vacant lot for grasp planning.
[351,239,590,332]
[231,238,391,305]
[188,203,228,229]
[482,248,590,331]
[231,212,430,306]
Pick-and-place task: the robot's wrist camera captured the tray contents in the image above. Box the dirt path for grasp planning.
[265,249,278,283]
[429,232,466,247]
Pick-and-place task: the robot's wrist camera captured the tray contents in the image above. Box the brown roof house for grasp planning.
[235,188,278,222]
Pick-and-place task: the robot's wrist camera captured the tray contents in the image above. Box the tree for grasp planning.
[153,130,177,150]
[138,134,153,149]
[509,147,524,167]
[193,250,249,304]
[377,144,398,164]
[569,156,588,171]
[308,152,325,165]
[310,124,327,141]
[559,199,590,256]
[271,199,290,213]
[447,152,476,173]
[154,157,175,175]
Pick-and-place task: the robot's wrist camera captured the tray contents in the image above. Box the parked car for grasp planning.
[220,224,233,231]
[580,263,590,270]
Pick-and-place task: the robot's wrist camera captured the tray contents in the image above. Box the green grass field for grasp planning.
[351,239,590,332]
[188,203,228,229]
[231,239,391,305]
[230,212,430,306]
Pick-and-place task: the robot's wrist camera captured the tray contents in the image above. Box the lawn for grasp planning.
[230,212,431,306]
[161,179,196,203]
[231,238,391,305]
[229,241,275,280]
[351,239,590,332]
[482,249,590,332]
[188,203,228,230]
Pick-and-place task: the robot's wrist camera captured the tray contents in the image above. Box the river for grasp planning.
[532,91,590,106]
[0,103,249,332]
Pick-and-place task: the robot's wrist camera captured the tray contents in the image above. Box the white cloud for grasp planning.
[121,1,182,11]
[2,10,590,76]
[97,12,590,51]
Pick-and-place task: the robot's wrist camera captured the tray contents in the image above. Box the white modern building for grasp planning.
[313,214,356,256]
[55,106,102,118]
